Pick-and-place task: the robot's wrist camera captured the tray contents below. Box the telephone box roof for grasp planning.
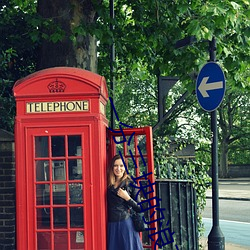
[13,67,108,99]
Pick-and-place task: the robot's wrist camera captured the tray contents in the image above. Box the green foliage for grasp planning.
[0,0,38,131]
[98,0,249,92]
[0,79,15,132]
[1,0,249,99]
[97,1,249,182]
[154,136,211,239]
[107,64,158,128]
[219,88,250,166]
[0,2,37,77]
[0,49,17,131]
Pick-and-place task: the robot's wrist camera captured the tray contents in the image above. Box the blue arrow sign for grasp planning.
[196,62,226,112]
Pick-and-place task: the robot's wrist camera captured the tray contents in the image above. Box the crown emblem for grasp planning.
[47,79,66,93]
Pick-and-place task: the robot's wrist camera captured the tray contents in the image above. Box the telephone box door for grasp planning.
[108,126,158,250]
[26,126,91,250]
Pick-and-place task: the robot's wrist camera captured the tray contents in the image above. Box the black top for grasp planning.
[107,179,142,222]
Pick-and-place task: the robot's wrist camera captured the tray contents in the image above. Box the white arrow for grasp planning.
[198,76,223,98]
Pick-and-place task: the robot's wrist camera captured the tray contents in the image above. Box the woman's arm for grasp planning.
[117,185,142,213]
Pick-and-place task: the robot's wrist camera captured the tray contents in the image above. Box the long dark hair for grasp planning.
[107,155,130,187]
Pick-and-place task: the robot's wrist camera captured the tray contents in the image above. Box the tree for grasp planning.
[37,0,101,71]
[0,0,37,131]
[98,0,249,178]
[2,0,249,88]
[218,89,250,177]
[102,0,249,88]
[114,0,250,179]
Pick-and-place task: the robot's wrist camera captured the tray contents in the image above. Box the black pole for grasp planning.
[110,0,115,129]
[209,37,216,62]
[208,37,225,250]
[157,76,162,123]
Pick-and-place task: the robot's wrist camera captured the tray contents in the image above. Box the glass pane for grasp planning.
[113,136,125,154]
[35,136,49,157]
[42,186,50,205]
[127,157,136,177]
[127,135,135,156]
[36,184,46,205]
[36,160,49,181]
[70,207,83,227]
[137,135,147,154]
[68,135,81,156]
[54,231,68,249]
[53,184,66,204]
[37,208,50,229]
[53,208,67,227]
[37,232,51,250]
[71,231,84,248]
[139,157,148,175]
[52,160,66,181]
[69,183,83,204]
[51,136,65,157]
[69,159,82,180]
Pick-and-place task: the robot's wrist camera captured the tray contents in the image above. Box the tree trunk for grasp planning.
[37,0,100,72]
[219,139,229,178]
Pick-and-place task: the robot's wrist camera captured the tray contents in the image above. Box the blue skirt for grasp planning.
[108,217,144,250]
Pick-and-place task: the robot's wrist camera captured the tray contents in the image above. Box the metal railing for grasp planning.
[155,179,198,250]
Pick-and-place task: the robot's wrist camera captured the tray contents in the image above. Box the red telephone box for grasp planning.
[13,67,109,250]
[14,67,158,250]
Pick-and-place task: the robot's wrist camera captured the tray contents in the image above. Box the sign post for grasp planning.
[196,37,225,250]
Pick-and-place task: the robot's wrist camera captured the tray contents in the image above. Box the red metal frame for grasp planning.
[108,126,158,250]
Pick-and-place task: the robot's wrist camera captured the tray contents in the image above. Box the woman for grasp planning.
[107,154,144,250]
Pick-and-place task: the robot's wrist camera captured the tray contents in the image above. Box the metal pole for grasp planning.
[157,76,162,123]
[110,0,115,129]
[208,37,225,250]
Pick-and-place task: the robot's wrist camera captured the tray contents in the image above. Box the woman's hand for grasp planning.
[117,188,131,201]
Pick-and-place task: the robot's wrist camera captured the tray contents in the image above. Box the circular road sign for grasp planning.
[196,62,226,112]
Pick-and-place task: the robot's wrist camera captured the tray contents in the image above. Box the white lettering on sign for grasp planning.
[26,100,89,113]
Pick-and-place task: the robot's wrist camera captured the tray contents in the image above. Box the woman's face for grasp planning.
[113,158,125,180]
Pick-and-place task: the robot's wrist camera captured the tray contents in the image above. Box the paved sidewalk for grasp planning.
[206,178,250,201]
[200,238,250,250]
